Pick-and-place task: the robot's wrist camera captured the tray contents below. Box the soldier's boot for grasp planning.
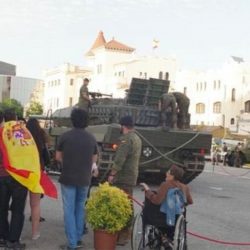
[116,228,131,246]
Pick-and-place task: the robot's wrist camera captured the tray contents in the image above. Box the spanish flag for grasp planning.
[0,121,57,198]
[152,39,159,49]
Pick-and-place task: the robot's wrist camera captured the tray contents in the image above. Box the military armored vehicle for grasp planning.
[44,78,212,184]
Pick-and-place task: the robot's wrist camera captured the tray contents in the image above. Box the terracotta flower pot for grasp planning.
[94,229,118,250]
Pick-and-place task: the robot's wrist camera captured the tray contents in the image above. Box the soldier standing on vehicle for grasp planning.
[158,93,177,130]
[172,92,190,129]
[78,78,90,111]
[108,115,142,246]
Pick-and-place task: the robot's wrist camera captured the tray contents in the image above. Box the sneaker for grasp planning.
[6,241,26,250]
[32,233,40,240]
[0,238,6,247]
[83,226,88,235]
[59,244,76,250]
[76,241,83,248]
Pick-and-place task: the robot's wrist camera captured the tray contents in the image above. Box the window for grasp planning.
[204,82,207,91]
[139,72,143,77]
[183,87,187,95]
[144,72,147,79]
[213,81,216,90]
[230,118,235,125]
[58,79,60,85]
[69,97,73,106]
[196,103,205,113]
[70,79,74,86]
[159,71,163,79]
[213,102,221,113]
[97,64,102,74]
[196,83,199,91]
[231,88,236,102]
[200,82,202,91]
[56,98,59,107]
[242,76,246,83]
[245,100,250,113]
[7,76,11,91]
[218,80,221,89]
[165,72,169,80]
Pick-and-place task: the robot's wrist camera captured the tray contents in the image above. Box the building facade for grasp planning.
[175,57,250,135]
[43,63,90,113]
[0,74,43,114]
[0,60,44,115]
[0,61,16,76]
[10,76,43,106]
[0,75,11,101]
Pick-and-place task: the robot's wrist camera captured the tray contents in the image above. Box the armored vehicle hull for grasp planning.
[47,124,211,184]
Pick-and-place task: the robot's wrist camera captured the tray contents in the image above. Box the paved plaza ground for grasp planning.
[20,177,129,250]
[3,162,250,250]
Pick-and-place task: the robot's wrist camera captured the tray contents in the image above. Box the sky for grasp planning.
[0,0,249,79]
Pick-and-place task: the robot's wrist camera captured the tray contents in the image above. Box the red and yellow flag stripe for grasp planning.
[0,121,57,198]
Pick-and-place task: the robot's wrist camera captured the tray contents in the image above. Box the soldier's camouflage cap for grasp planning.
[119,115,134,127]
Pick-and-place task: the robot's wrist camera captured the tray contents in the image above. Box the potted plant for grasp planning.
[86,182,132,250]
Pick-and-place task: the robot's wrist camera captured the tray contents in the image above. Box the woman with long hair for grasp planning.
[26,118,48,240]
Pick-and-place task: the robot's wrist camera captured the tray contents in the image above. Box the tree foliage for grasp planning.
[0,99,24,118]
[26,101,43,116]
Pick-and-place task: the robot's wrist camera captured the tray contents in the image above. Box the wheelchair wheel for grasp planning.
[131,212,143,250]
[131,212,163,250]
[173,214,186,250]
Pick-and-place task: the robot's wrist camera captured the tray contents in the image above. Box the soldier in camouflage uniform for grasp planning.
[159,93,177,130]
[172,92,190,129]
[78,78,90,111]
[108,115,142,246]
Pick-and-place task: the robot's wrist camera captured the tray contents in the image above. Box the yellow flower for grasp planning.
[86,182,132,233]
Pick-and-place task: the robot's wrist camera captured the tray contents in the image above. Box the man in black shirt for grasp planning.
[56,108,97,250]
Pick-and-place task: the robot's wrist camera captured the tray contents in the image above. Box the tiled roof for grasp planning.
[104,38,135,52]
[85,31,134,56]
[91,31,106,50]
[85,31,106,56]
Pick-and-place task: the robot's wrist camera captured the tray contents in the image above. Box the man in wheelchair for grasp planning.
[140,165,193,249]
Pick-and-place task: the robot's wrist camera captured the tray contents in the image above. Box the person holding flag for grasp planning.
[0,109,57,250]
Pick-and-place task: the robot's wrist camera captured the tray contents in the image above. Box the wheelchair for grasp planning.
[131,194,187,250]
